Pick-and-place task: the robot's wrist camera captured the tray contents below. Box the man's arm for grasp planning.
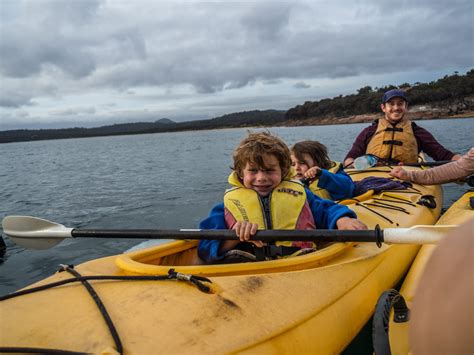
[343,157,355,167]
[344,124,376,166]
[413,123,457,161]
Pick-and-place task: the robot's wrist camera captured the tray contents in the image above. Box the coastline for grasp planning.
[1,111,473,144]
[282,111,474,127]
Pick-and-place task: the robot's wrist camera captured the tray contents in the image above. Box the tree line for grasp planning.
[1,69,473,144]
[0,110,286,144]
[285,69,474,121]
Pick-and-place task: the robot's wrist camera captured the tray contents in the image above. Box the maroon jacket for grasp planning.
[345,120,456,162]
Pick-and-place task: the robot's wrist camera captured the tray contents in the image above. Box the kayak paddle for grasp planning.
[402,160,452,167]
[2,215,456,250]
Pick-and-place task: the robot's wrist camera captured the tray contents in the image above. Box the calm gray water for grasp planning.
[1,118,473,294]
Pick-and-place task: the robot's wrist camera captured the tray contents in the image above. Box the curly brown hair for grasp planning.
[291,140,331,169]
[233,131,291,178]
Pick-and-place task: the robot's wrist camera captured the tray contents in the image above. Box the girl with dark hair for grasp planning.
[291,141,355,200]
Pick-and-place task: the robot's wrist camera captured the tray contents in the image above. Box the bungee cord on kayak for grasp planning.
[0,266,214,355]
[372,196,416,207]
[0,267,214,302]
[372,289,411,355]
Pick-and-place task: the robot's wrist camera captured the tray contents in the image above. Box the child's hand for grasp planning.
[336,217,368,230]
[304,166,321,179]
[389,167,410,181]
[233,221,263,247]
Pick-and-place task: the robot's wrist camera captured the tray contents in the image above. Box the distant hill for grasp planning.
[86,118,175,134]
[0,118,176,144]
[138,110,287,134]
[0,110,285,144]
[1,69,473,144]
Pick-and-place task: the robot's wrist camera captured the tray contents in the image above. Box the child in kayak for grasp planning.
[291,140,355,200]
[198,131,367,264]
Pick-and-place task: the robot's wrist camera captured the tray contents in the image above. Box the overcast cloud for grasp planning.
[0,0,472,130]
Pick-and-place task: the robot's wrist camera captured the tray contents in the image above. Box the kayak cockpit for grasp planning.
[115,239,353,277]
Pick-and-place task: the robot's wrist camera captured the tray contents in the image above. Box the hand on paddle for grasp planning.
[336,217,368,230]
[233,221,264,247]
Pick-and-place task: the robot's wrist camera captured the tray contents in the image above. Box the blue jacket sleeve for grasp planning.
[197,203,228,263]
[318,168,355,200]
[306,188,357,229]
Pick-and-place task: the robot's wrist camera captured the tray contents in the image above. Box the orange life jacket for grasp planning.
[366,119,419,163]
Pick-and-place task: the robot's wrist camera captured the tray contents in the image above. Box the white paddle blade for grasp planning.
[8,235,65,250]
[2,216,73,250]
[384,225,457,244]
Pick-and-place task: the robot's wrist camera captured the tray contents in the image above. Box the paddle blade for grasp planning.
[2,216,73,250]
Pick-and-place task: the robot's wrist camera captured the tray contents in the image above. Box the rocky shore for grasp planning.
[284,96,474,127]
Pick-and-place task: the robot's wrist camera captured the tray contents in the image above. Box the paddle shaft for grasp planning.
[71,228,384,243]
[402,160,451,167]
[3,216,451,250]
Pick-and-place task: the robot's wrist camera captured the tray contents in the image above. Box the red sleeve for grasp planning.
[412,123,455,161]
[344,123,377,161]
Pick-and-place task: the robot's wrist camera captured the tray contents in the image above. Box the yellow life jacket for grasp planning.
[224,171,316,249]
[307,161,342,199]
[366,119,419,163]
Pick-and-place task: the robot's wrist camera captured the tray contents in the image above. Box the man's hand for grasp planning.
[343,158,354,168]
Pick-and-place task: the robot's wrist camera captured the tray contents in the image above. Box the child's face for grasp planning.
[241,154,282,197]
[291,153,316,179]
[381,97,407,124]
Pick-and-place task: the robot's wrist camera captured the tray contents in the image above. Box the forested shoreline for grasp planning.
[1,70,473,144]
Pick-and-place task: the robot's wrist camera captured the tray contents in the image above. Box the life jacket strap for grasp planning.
[383,140,403,146]
[385,127,403,132]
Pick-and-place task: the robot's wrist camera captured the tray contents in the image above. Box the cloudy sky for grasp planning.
[0,0,472,130]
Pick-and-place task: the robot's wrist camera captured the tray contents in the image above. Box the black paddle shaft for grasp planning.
[403,160,451,167]
[71,227,384,243]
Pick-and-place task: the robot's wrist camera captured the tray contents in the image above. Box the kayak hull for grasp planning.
[389,190,474,355]
[2,244,420,354]
[0,167,443,354]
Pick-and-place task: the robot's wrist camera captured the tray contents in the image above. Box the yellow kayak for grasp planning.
[377,190,474,355]
[0,167,442,354]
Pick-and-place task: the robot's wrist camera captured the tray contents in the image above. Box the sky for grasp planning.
[0,0,473,130]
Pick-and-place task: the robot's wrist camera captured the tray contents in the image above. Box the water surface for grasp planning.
[1,118,472,293]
